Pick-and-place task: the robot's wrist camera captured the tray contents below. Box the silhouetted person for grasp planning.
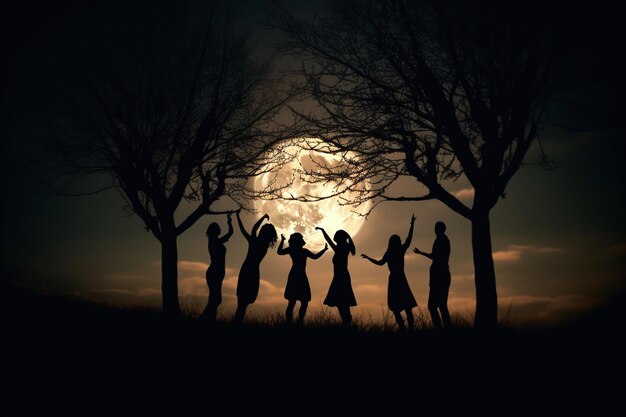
[234,212,278,323]
[414,221,451,330]
[200,211,235,322]
[362,214,417,331]
[316,227,357,327]
[277,233,328,325]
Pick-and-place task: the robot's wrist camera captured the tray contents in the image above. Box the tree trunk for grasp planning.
[161,233,181,316]
[471,210,498,329]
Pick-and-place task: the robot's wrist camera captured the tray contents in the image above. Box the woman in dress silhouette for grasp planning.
[201,211,235,322]
[316,227,357,327]
[362,214,417,330]
[234,212,278,323]
[277,233,328,325]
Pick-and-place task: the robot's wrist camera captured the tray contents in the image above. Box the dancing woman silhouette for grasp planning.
[316,227,357,327]
[277,233,328,325]
[201,211,235,322]
[362,214,417,330]
[233,212,277,323]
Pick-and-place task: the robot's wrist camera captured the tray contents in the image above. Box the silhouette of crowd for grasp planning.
[203,211,452,331]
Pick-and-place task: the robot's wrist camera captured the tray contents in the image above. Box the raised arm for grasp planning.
[277,234,289,255]
[361,253,386,266]
[315,227,336,251]
[251,213,269,238]
[307,244,328,260]
[403,214,416,251]
[236,211,251,242]
[219,213,234,244]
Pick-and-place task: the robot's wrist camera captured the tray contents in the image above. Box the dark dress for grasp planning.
[323,247,357,307]
[428,235,451,308]
[284,248,313,302]
[237,239,269,304]
[206,239,227,305]
[385,249,417,311]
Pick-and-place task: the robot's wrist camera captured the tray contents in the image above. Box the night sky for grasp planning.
[2,0,625,326]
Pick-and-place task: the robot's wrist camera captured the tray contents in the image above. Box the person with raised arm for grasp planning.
[362,214,418,331]
[316,227,357,327]
[277,232,328,325]
[233,212,277,323]
[201,211,236,322]
[414,221,451,329]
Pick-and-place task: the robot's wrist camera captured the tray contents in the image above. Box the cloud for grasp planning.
[138,288,160,297]
[355,284,386,296]
[179,276,207,296]
[451,274,474,282]
[453,188,474,200]
[104,273,142,281]
[178,260,208,273]
[493,244,565,262]
[492,249,523,262]
[498,294,600,325]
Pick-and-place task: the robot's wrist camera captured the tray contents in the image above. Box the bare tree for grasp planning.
[275,0,556,328]
[50,2,293,315]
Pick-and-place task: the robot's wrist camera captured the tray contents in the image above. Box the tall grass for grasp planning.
[182,301,485,334]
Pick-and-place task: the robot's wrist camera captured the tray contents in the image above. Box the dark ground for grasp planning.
[3,284,624,414]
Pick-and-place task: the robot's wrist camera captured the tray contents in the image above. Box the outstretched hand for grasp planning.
[315,226,323,231]
[263,213,270,220]
[410,214,416,223]
[360,254,368,259]
[324,243,328,250]
[413,247,421,254]
[281,234,286,241]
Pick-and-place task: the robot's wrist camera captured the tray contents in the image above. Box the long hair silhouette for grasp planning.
[362,214,417,330]
[316,226,357,327]
[233,212,277,323]
[258,224,278,247]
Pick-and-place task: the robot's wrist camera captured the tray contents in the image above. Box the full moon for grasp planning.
[254,141,371,250]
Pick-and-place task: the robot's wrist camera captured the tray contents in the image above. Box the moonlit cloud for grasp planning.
[178,260,208,272]
[498,294,600,325]
[453,188,475,200]
[451,274,474,282]
[178,276,207,296]
[493,249,523,262]
[493,244,565,262]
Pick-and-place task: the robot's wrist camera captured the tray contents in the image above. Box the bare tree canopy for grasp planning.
[275,0,560,327]
[50,1,294,315]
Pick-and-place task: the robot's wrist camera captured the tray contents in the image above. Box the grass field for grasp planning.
[4,284,623,413]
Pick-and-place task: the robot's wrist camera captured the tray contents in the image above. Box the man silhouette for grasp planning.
[414,221,451,329]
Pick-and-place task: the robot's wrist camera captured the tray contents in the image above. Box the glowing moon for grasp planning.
[254,141,371,250]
